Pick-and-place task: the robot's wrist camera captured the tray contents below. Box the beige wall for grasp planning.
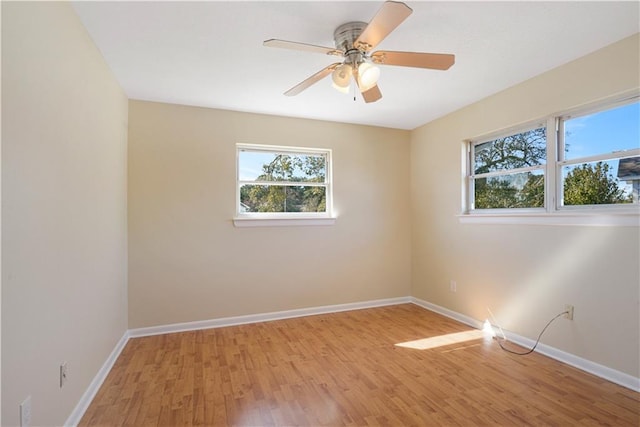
[1,3,128,426]
[1,3,636,423]
[128,101,411,328]
[411,34,640,377]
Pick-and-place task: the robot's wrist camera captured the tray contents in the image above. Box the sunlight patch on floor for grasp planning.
[395,329,485,350]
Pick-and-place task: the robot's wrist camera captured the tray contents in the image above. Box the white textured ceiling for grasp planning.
[72,1,639,130]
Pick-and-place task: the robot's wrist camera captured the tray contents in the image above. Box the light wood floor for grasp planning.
[80,304,639,426]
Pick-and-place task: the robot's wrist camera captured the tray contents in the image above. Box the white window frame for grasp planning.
[461,92,640,226]
[234,143,335,227]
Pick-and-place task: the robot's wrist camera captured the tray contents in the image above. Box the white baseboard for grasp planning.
[66,295,639,426]
[500,328,640,392]
[410,297,640,392]
[65,297,410,425]
[410,297,484,330]
[129,296,412,338]
[64,330,130,427]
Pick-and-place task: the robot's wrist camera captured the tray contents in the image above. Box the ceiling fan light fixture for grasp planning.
[332,82,350,94]
[331,64,353,93]
[358,62,380,91]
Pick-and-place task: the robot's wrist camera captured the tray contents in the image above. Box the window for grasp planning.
[236,144,333,222]
[465,94,640,223]
[558,101,639,207]
[470,124,547,210]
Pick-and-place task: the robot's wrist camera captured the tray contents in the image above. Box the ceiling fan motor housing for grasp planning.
[334,21,368,66]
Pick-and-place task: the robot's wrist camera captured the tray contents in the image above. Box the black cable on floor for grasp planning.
[496,311,568,356]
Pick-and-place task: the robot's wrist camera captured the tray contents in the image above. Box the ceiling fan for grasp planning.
[263,1,455,103]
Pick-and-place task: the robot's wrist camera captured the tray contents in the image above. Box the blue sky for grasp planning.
[238,151,276,181]
[238,151,325,182]
[564,101,639,160]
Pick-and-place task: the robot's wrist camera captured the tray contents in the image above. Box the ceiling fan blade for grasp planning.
[361,84,382,103]
[354,1,412,52]
[354,71,382,103]
[284,63,341,96]
[371,51,455,70]
[263,39,343,56]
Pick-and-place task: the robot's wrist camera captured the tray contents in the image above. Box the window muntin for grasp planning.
[237,145,331,216]
[470,126,547,210]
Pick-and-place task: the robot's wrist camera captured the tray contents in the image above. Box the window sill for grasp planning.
[233,216,337,228]
[458,212,639,227]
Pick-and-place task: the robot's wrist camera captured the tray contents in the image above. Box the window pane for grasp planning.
[562,158,638,206]
[474,127,546,174]
[240,185,327,213]
[239,151,326,182]
[564,101,640,160]
[474,171,544,209]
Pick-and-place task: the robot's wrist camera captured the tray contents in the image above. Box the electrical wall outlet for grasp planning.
[60,362,68,388]
[564,304,574,320]
[20,396,32,427]
[450,280,457,293]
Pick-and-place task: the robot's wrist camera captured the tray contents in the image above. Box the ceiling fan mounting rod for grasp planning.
[345,49,364,68]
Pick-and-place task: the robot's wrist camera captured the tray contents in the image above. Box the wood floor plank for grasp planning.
[79,304,639,426]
